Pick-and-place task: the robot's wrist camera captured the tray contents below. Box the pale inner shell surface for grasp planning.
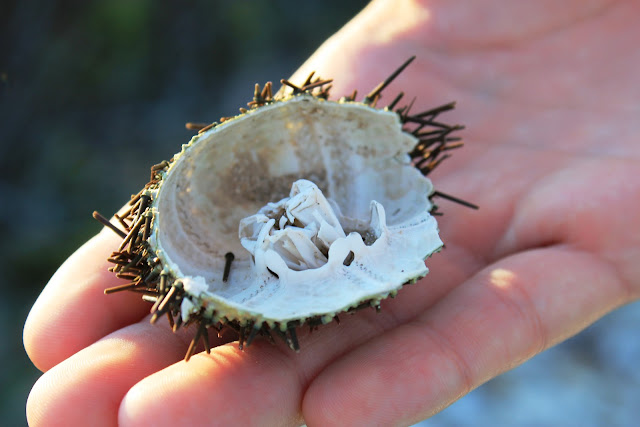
[150,96,443,324]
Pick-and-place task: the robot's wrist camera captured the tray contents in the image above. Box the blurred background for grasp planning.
[1,1,638,426]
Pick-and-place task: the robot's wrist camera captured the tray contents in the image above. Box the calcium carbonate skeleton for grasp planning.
[92,57,477,360]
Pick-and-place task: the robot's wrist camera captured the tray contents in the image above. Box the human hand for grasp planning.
[24,1,640,425]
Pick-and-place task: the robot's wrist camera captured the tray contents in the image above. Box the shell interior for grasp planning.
[150,96,442,328]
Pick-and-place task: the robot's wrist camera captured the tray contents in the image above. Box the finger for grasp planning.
[496,159,640,294]
[301,246,631,426]
[118,341,306,427]
[26,316,215,427]
[24,229,149,372]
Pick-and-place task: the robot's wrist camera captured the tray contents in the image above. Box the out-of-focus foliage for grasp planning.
[0,1,368,424]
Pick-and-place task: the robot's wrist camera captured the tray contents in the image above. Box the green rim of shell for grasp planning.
[94,56,476,361]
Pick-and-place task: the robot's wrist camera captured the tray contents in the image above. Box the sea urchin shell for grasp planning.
[94,57,474,360]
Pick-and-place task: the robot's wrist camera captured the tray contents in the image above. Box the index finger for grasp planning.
[23,229,149,371]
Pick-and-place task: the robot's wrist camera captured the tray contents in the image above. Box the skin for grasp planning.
[24,0,640,425]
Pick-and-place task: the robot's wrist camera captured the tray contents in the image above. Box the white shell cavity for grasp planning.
[98,60,469,356]
[149,96,442,328]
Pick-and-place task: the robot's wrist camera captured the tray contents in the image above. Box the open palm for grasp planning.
[24,1,639,425]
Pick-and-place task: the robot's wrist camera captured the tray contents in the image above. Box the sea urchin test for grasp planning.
[92,56,477,360]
